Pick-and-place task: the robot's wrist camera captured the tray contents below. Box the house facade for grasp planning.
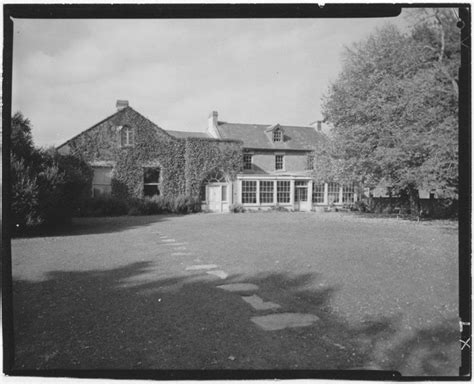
[58,101,358,213]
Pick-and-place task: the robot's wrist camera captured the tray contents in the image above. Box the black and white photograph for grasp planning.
[3,3,469,380]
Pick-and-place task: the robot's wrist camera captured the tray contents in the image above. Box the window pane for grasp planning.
[342,184,355,203]
[259,181,274,204]
[144,168,160,183]
[273,130,282,142]
[328,183,340,204]
[121,126,133,146]
[242,181,257,204]
[200,185,206,201]
[221,185,228,201]
[243,154,252,170]
[144,185,160,197]
[312,183,325,203]
[277,181,290,203]
[275,155,284,170]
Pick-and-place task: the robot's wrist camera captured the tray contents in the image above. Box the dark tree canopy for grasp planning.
[320,8,459,200]
[11,113,93,228]
[11,111,35,162]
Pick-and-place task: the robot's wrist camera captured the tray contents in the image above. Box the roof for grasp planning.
[166,130,212,139]
[215,121,325,150]
[57,106,174,150]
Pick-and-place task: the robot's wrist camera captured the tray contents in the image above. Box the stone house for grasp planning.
[58,101,358,212]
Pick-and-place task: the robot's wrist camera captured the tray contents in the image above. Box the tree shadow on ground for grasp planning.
[10,262,460,376]
[10,214,174,239]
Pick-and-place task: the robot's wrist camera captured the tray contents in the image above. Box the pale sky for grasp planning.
[12,14,410,147]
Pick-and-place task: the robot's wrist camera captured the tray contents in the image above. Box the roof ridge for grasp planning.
[219,121,314,129]
[57,107,126,149]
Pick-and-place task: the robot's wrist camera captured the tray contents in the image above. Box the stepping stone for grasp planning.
[242,295,281,310]
[217,283,259,292]
[185,264,218,271]
[163,242,187,246]
[206,270,228,279]
[174,247,187,250]
[251,313,319,331]
[161,239,176,242]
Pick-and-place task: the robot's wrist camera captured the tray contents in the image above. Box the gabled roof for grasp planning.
[215,121,325,150]
[57,106,174,150]
[167,130,212,139]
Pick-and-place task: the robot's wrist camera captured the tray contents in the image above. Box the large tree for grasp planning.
[320,8,459,210]
[11,113,93,228]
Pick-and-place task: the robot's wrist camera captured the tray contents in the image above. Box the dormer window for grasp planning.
[273,129,282,142]
[120,126,134,147]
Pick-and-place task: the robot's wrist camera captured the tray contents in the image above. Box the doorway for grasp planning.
[207,183,229,213]
[294,181,308,211]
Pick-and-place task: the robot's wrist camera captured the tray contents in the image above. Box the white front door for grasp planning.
[207,183,229,213]
[208,185,221,213]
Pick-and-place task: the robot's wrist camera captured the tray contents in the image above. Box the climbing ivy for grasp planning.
[184,138,243,196]
[60,107,242,200]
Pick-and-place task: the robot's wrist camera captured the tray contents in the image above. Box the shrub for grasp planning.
[11,150,93,228]
[353,201,367,212]
[229,203,245,213]
[127,194,201,216]
[269,205,288,212]
[79,196,129,217]
[11,155,41,227]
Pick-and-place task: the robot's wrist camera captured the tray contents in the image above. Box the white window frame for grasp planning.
[328,182,341,204]
[312,182,325,204]
[275,154,284,171]
[120,126,134,147]
[273,129,282,142]
[259,180,274,204]
[276,180,291,204]
[241,180,257,205]
[342,184,355,204]
[243,154,253,170]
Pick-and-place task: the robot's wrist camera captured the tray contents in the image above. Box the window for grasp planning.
[328,182,340,204]
[143,167,160,197]
[273,129,282,142]
[295,181,308,202]
[242,181,257,204]
[92,167,113,197]
[275,155,284,170]
[259,181,274,204]
[277,181,290,203]
[312,183,325,203]
[121,126,134,147]
[203,169,227,183]
[306,154,315,170]
[200,185,207,202]
[342,184,355,204]
[243,154,253,170]
[221,185,228,202]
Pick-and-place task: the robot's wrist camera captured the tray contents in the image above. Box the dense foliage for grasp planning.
[79,195,201,217]
[320,9,459,209]
[184,138,243,196]
[64,107,242,200]
[11,113,93,228]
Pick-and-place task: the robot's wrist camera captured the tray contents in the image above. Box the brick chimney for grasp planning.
[116,100,129,111]
[207,111,220,138]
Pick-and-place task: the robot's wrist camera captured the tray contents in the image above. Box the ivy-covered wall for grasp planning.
[58,107,242,200]
[184,138,243,196]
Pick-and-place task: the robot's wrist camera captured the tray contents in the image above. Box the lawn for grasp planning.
[11,212,459,375]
